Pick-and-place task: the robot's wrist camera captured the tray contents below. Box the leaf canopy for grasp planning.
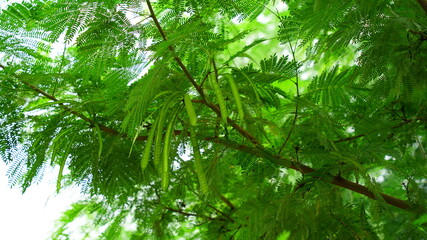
[1,0,427,239]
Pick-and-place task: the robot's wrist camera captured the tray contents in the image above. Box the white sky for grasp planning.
[0,0,22,8]
[0,2,83,238]
[0,161,82,240]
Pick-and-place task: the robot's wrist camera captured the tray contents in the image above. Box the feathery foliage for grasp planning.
[1,0,427,239]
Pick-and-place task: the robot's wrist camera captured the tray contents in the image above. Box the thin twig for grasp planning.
[331,213,362,240]
[230,225,242,239]
[334,119,415,143]
[0,64,141,140]
[199,70,212,89]
[53,42,67,96]
[164,206,225,221]
[209,185,236,210]
[278,39,300,155]
[334,134,366,143]
[207,204,234,222]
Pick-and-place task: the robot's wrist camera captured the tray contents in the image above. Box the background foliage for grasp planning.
[1,0,427,239]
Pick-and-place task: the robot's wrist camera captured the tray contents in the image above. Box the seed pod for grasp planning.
[184,94,197,126]
[225,74,244,123]
[140,120,157,172]
[161,108,178,191]
[210,75,228,123]
[153,114,166,170]
[153,92,180,170]
[189,126,209,194]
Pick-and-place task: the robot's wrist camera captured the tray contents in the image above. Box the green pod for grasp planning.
[189,126,209,194]
[184,94,197,126]
[161,107,178,191]
[225,74,244,123]
[210,74,228,123]
[153,92,180,170]
[94,123,103,158]
[153,116,165,170]
[140,119,157,172]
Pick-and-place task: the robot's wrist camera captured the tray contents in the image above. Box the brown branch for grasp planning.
[0,2,421,215]
[209,185,236,211]
[219,193,236,210]
[0,64,135,140]
[0,66,179,142]
[144,4,413,212]
[205,137,411,211]
[7,62,411,211]
[146,0,261,147]
[207,204,234,222]
[277,108,298,154]
[417,0,427,14]
[146,0,203,97]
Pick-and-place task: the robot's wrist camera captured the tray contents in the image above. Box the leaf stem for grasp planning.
[334,119,415,143]
[278,39,300,155]
[163,206,225,221]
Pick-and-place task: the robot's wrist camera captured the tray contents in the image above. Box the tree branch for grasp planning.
[3,67,415,211]
[145,0,203,97]
[417,0,427,14]
[207,204,234,222]
[205,137,411,211]
[0,64,141,140]
[8,67,411,211]
[1,67,182,142]
[146,0,261,148]
[144,3,413,212]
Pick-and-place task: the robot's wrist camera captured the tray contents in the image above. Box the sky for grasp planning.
[0,161,82,240]
[0,1,82,238]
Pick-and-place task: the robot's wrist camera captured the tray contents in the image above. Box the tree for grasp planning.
[1,0,427,239]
